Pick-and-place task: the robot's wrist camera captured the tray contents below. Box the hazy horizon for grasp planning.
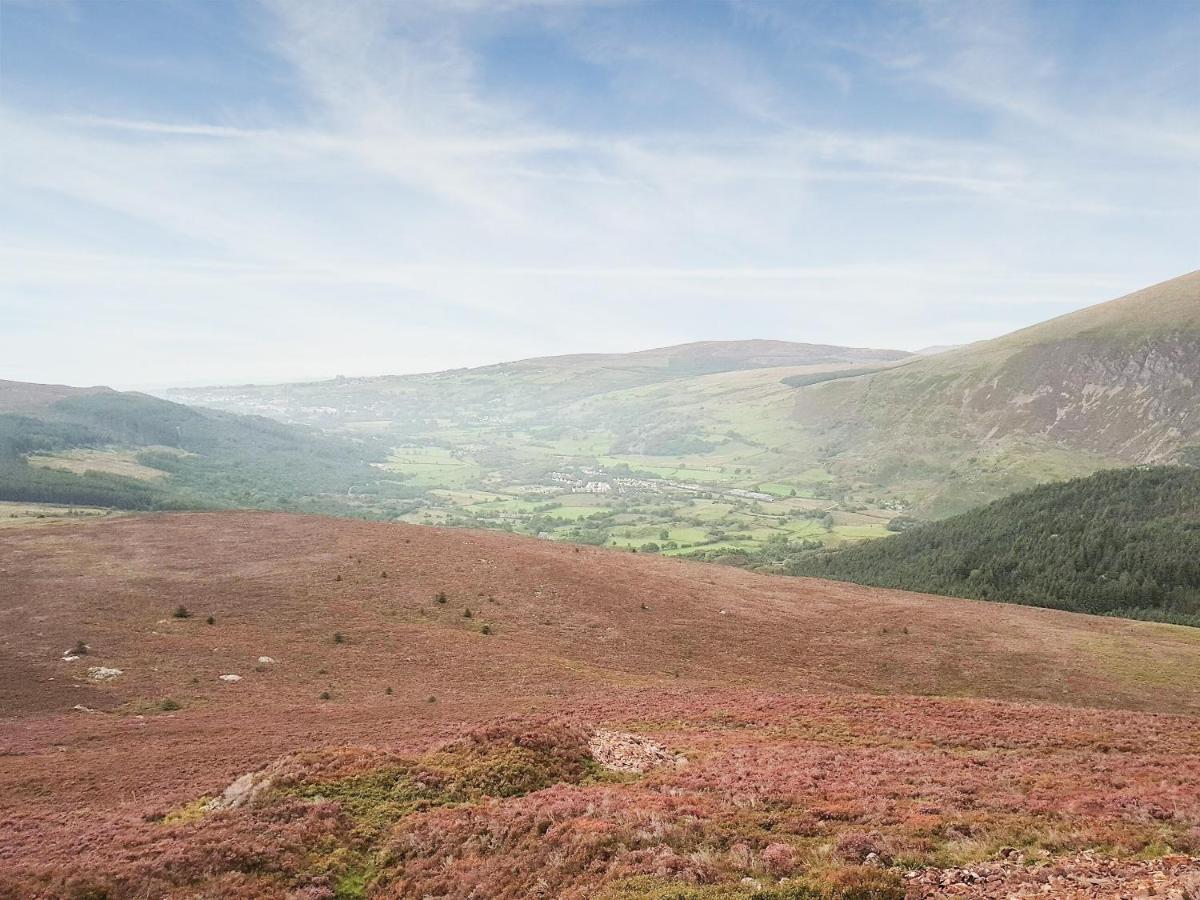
[3,0,1197,388]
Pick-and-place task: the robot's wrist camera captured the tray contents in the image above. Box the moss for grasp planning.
[161,796,212,826]
[333,856,381,899]
[287,763,440,833]
[281,726,599,835]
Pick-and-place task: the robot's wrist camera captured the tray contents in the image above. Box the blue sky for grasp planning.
[2,0,1197,388]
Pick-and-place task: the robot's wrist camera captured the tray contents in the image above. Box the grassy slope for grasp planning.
[1,512,1198,898]
[785,271,1200,515]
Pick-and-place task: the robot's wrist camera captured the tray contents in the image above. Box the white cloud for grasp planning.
[0,0,1195,387]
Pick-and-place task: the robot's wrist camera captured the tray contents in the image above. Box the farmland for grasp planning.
[380,438,893,556]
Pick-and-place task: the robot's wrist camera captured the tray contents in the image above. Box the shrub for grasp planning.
[463,608,473,618]
[71,640,88,656]
[333,632,345,644]
[319,691,332,701]
[385,687,393,695]
[834,830,891,865]
[480,624,492,635]
[435,591,448,604]
[172,605,192,619]
[381,571,388,579]
[761,841,797,877]
[206,615,215,625]
[158,698,182,712]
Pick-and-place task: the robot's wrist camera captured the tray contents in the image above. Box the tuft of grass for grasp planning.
[480,624,492,635]
[320,690,332,701]
[333,632,346,644]
[172,605,192,619]
[158,698,182,712]
[205,615,215,625]
[435,591,448,604]
[161,797,211,826]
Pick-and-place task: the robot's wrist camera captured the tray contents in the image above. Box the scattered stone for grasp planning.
[257,656,275,664]
[71,705,94,713]
[588,729,684,774]
[907,852,1200,898]
[87,666,123,681]
[218,674,242,683]
[61,655,80,663]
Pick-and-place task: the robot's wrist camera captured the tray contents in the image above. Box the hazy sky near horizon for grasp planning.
[2,0,1198,388]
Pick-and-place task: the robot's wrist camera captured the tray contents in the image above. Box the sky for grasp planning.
[1,0,1197,389]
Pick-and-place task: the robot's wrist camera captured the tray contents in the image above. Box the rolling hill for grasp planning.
[169,339,911,430]
[0,381,420,516]
[1,512,1198,898]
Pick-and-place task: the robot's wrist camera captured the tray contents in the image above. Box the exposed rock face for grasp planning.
[86,667,122,681]
[971,333,1200,461]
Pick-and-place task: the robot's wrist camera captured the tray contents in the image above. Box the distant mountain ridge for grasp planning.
[167,339,912,430]
[164,271,1200,520]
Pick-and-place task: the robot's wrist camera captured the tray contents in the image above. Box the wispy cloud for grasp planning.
[0,0,1195,387]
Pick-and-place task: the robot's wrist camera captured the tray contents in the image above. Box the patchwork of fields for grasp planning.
[380,439,895,556]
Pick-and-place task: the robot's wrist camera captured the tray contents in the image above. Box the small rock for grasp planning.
[219,674,242,683]
[71,705,94,713]
[205,761,283,811]
[87,666,123,681]
[61,655,80,663]
[257,656,275,664]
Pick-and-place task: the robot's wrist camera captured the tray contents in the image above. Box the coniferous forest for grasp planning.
[779,466,1200,625]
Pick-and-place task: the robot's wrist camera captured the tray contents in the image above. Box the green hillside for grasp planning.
[780,466,1200,626]
[788,271,1200,516]
[0,386,422,516]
